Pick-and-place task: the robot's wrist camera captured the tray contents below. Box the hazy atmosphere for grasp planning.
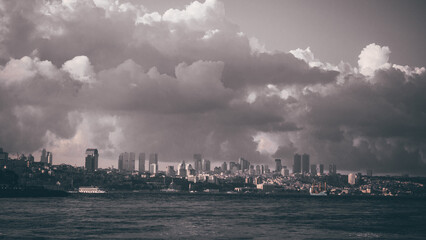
[1,0,426,174]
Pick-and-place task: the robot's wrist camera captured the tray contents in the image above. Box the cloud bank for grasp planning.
[0,0,425,174]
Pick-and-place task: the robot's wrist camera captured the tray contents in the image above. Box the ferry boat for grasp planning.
[78,186,106,194]
[310,181,328,196]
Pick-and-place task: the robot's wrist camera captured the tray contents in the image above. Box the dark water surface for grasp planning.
[0,193,425,239]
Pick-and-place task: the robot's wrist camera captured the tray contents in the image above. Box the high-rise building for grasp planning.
[0,148,8,164]
[319,164,324,175]
[348,173,356,185]
[149,153,158,165]
[275,159,282,172]
[261,165,265,174]
[194,154,202,172]
[118,153,124,170]
[149,163,158,174]
[166,166,175,177]
[239,157,250,171]
[281,166,289,176]
[27,154,34,163]
[178,160,187,177]
[47,152,53,165]
[310,164,317,175]
[255,165,261,175]
[202,159,210,172]
[139,153,145,172]
[221,162,227,172]
[293,154,301,173]
[40,149,48,163]
[129,152,135,171]
[329,164,337,175]
[367,169,373,177]
[302,154,310,173]
[85,148,99,172]
[123,152,129,170]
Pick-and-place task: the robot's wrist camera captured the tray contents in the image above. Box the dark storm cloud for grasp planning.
[0,0,425,173]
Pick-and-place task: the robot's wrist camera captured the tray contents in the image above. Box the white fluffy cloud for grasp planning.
[358,43,391,77]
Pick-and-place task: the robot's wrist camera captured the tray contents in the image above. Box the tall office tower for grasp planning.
[193,154,202,172]
[281,166,290,176]
[261,165,265,174]
[221,162,227,172]
[85,148,99,172]
[239,157,250,171]
[310,164,317,175]
[319,164,324,175]
[178,160,187,177]
[265,165,270,173]
[329,164,337,175]
[149,153,158,165]
[302,154,310,173]
[229,162,236,171]
[122,152,129,170]
[138,153,145,172]
[202,159,211,172]
[255,165,261,175]
[275,159,282,172]
[118,153,124,170]
[249,165,255,175]
[293,153,301,173]
[166,166,175,177]
[149,163,158,174]
[348,173,356,185]
[40,149,48,163]
[47,152,53,165]
[129,152,135,171]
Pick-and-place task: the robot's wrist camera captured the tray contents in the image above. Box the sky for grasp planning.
[0,0,425,174]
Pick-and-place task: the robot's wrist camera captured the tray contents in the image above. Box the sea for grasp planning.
[0,192,425,239]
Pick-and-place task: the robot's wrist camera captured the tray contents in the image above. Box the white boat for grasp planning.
[78,187,106,194]
[310,181,328,196]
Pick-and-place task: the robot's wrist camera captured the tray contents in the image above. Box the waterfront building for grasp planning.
[194,154,202,173]
[149,153,158,165]
[310,164,317,176]
[149,163,158,174]
[166,166,175,177]
[302,154,310,173]
[129,152,135,171]
[348,173,356,185]
[139,153,145,172]
[40,149,48,163]
[221,162,227,172]
[293,154,301,173]
[239,157,250,171]
[275,159,282,172]
[85,148,99,172]
[319,164,324,175]
[47,152,53,165]
[202,159,211,172]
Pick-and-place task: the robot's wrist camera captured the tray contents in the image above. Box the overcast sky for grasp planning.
[0,0,425,174]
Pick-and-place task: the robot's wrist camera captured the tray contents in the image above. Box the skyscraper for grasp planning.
[118,153,124,170]
[149,163,158,174]
[302,154,310,173]
[310,164,317,175]
[178,160,187,177]
[239,157,250,171]
[319,164,324,175]
[221,162,227,172]
[47,152,53,165]
[329,164,337,175]
[129,152,135,171]
[139,153,145,172]
[275,159,282,172]
[293,154,301,173]
[166,166,175,177]
[40,149,48,163]
[194,154,202,173]
[348,173,356,185]
[202,159,210,172]
[85,148,99,172]
[149,153,158,165]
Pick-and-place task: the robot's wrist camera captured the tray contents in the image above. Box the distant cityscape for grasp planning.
[0,147,425,197]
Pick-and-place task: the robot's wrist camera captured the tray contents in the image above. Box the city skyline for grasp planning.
[0,0,426,175]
